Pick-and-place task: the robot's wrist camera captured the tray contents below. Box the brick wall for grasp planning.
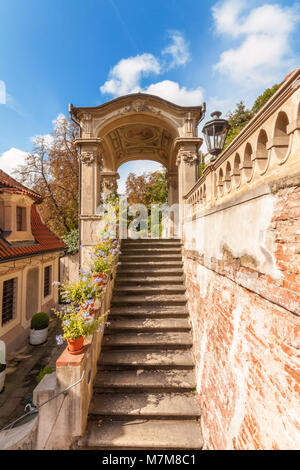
[184,183,300,450]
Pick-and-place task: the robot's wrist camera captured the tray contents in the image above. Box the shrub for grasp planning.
[31,312,49,330]
[37,366,53,383]
[62,229,79,255]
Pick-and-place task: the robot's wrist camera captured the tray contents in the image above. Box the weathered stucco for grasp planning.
[184,187,281,280]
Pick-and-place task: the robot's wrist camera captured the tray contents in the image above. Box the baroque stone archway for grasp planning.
[70,93,205,265]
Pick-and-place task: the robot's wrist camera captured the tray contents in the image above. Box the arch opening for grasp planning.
[256,129,269,172]
[274,111,290,161]
[243,143,253,181]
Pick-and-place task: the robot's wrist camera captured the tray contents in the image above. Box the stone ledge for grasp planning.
[56,337,92,367]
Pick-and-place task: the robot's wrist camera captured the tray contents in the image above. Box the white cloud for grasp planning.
[0,148,28,176]
[212,0,300,86]
[145,80,203,106]
[100,53,161,96]
[53,113,68,127]
[0,80,6,104]
[30,133,54,150]
[162,31,190,68]
[99,31,201,106]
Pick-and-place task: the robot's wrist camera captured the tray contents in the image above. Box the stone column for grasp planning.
[74,138,103,268]
[174,138,202,238]
[166,171,179,238]
[175,138,203,203]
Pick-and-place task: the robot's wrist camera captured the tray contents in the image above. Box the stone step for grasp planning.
[111,294,187,307]
[94,370,196,392]
[116,277,184,286]
[121,245,182,252]
[105,318,190,333]
[99,349,195,369]
[89,392,201,419]
[123,239,181,244]
[77,420,203,450]
[121,248,182,255]
[109,306,189,319]
[114,286,186,296]
[117,268,184,277]
[120,255,182,262]
[119,262,183,269]
[103,332,193,350]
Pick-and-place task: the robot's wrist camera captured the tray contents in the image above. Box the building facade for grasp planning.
[0,170,66,352]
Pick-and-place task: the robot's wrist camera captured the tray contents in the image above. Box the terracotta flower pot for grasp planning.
[67,337,84,355]
[92,274,104,287]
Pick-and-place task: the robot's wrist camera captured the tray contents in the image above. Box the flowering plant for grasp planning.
[60,273,103,306]
[90,238,120,275]
[54,303,108,343]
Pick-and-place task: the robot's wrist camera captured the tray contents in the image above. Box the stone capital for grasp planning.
[80,150,97,165]
[176,149,198,167]
[101,171,120,194]
[75,138,104,166]
[173,137,203,167]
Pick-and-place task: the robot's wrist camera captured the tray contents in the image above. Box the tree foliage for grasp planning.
[225,84,280,147]
[252,84,280,114]
[14,115,79,236]
[125,170,168,209]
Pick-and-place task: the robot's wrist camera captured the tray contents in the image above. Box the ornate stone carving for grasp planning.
[102,175,118,193]
[176,150,198,166]
[132,99,146,112]
[80,151,97,165]
[118,100,161,116]
[103,179,117,192]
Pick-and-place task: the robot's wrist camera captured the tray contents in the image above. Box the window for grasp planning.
[2,278,17,326]
[16,207,26,231]
[44,265,52,298]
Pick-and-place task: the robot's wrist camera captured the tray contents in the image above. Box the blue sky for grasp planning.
[0,0,299,192]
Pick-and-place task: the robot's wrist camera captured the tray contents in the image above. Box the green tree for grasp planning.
[252,84,280,114]
[126,170,168,209]
[224,84,280,148]
[225,101,254,147]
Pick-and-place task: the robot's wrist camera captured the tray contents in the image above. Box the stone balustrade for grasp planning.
[184,67,300,216]
[32,262,118,450]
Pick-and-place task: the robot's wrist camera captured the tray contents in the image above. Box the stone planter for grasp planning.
[29,327,48,346]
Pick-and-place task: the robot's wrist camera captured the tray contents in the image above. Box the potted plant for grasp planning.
[54,303,108,355]
[60,275,103,314]
[30,312,49,345]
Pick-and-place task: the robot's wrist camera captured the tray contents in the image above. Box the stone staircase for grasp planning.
[77,239,202,450]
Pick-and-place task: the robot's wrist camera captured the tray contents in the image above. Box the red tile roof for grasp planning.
[0,205,66,261]
[0,169,42,202]
[0,170,66,261]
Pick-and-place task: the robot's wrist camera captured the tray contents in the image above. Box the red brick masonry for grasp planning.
[184,185,300,450]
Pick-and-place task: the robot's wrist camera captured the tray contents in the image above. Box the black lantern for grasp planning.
[202,111,230,161]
